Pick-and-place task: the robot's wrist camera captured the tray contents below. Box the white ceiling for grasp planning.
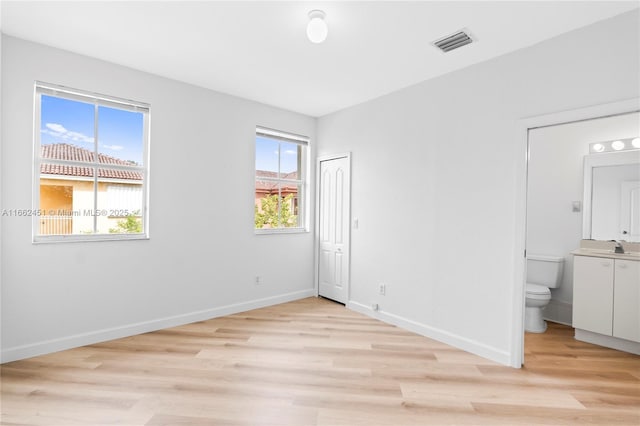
[1,1,638,117]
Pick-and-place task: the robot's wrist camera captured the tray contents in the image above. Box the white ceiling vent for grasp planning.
[433,30,473,53]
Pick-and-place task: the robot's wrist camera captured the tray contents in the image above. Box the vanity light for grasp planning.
[589,137,639,154]
[611,140,625,151]
[307,10,328,43]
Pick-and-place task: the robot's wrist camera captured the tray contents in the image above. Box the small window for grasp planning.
[33,83,149,242]
[255,127,308,233]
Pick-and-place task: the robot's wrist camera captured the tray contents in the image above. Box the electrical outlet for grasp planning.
[379,283,386,295]
[255,276,261,285]
[371,303,379,311]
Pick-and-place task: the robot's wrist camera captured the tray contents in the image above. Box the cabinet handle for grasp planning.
[601,262,611,267]
[617,263,628,269]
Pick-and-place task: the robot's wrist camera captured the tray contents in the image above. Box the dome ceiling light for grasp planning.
[307,10,328,44]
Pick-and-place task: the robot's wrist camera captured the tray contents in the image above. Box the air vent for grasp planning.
[433,30,473,53]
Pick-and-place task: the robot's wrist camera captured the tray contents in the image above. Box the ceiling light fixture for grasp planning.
[307,10,328,44]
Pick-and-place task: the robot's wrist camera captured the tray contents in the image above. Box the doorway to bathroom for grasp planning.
[516,99,640,366]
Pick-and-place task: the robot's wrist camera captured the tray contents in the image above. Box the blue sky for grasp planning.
[255,136,300,175]
[40,95,144,165]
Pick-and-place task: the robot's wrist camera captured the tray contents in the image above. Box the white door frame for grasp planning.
[315,152,352,301]
[511,97,640,368]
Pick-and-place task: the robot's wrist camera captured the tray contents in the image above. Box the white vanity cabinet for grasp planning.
[572,256,614,336]
[573,255,640,344]
[613,259,640,341]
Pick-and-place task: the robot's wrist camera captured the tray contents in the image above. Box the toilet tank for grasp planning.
[526,254,564,288]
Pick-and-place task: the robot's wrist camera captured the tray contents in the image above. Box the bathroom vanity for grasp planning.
[573,143,640,354]
[572,240,640,355]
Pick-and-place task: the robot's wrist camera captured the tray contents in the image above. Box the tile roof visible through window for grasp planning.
[255,170,298,193]
[41,143,143,181]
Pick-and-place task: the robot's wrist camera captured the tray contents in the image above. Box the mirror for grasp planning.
[583,150,640,242]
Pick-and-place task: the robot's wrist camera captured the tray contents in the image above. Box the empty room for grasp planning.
[1,1,639,425]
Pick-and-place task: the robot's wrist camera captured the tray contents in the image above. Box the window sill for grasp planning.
[254,227,308,235]
[33,234,149,244]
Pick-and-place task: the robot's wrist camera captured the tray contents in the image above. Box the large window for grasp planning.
[254,126,308,233]
[33,83,150,242]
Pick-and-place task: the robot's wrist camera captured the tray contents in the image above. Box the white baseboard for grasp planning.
[1,288,315,364]
[543,299,572,326]
[574,328,640,355]
[347,301,511,366]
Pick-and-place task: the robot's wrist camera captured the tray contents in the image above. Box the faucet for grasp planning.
[614,241,625,254]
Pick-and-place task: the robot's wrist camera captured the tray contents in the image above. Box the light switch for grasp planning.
[353,218,359,229]
[572,201,581,212]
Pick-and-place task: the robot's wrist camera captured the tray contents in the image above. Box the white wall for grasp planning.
[317,11,639,364]
[0,29,3,359]
[527,113,640,325]
[0,36,316,362]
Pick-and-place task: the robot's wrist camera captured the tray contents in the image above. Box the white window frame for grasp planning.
[33,82,150,243]
[255,126,309,234]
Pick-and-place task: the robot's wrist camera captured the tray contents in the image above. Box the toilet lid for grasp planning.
[526,283,551,296]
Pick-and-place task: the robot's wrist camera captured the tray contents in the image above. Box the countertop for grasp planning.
[571,248,640,261]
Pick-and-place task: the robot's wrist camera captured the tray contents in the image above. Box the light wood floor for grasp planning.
[1,297,639,425]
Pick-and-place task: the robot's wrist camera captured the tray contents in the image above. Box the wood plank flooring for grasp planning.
[1,297,639,425]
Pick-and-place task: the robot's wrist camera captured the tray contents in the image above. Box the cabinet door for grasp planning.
[573,256,614,335]
[613,260,640,342]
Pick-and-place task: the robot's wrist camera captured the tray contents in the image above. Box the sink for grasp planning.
[572,248,640,260]
[610,251,640,258]
[575,240,640,260]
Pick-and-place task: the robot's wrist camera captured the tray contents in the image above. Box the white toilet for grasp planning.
[525,254,564,333]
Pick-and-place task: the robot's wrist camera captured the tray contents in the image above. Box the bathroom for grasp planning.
[525,110,639,353]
